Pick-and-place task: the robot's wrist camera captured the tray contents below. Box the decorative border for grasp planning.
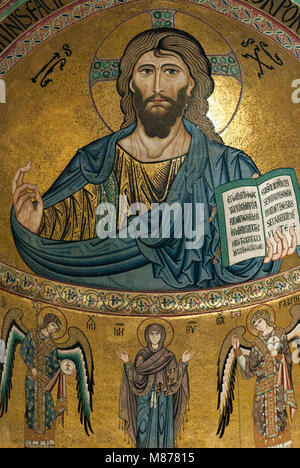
[0,0,15,13]
[0,0,299,77]
[0,262,299,315]
[0,0,299,316]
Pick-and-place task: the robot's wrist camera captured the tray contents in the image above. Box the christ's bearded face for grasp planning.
[130,50,195,138]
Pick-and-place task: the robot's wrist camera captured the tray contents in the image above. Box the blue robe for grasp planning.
[20,330,60,434]
[120,347,189,448]
[136,385,174,448]
[10,119,280,290]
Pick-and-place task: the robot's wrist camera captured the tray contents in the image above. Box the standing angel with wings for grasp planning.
[0,308,95,448]
[217,304,300,448]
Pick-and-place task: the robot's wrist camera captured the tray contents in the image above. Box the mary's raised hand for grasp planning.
[182,350,196,363]
[116,350,129,363]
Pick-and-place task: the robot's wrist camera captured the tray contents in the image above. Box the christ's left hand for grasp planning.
[264,227,297,263]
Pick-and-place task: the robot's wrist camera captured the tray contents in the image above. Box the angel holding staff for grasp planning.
[217,305,300,448]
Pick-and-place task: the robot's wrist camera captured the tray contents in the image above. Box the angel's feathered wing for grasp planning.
[217,326,251,439]
[57,327,95,436]
[0,308,28,417]
[285,304,300,363]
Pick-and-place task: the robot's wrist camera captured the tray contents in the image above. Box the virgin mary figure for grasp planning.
[117,322,194,448]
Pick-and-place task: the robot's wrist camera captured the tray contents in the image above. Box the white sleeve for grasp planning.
[0,340,6,364]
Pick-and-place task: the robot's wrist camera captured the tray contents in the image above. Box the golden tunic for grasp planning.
[39,145,186,241]
[39,183,100,242]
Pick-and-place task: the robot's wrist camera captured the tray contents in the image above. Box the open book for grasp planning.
[215,168,300,267]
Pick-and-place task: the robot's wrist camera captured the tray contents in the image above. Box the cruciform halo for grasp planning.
[89,8,244,136]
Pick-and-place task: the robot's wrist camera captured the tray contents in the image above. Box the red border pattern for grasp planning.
[0,0,299,77]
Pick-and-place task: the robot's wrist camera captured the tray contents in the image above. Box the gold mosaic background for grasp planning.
[1,290,300,448]
[0,0,299,271]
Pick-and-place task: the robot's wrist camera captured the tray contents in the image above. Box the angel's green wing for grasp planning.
[57,327,95,436]
[0,308,28,417]
[217,326,251,438]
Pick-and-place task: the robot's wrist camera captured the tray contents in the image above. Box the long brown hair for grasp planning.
[117,28,223,143]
